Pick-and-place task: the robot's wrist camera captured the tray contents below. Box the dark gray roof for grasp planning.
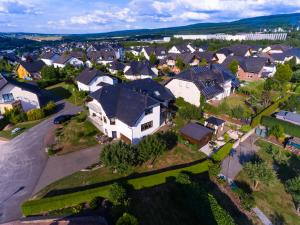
[144,46,167,56]
[53,54,73,64]
[206,116,225,126]
[216,48,233,56]
[87,50,116,61]
[195,51,217,63]
[269,44,291,51]
[40,51,57,60]
[239,57,268,73]
[228,44,251,57]
[19,60,45,73]
[124,78,174,103]
[76,68,111,85]
[89,84,159,126]
[180,122,213,141]
[125,61,156,77]
[0,74,8,90]
[109,60,125,71]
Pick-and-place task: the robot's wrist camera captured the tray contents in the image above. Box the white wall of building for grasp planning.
[165,79,201,106]
[77,76,116,92]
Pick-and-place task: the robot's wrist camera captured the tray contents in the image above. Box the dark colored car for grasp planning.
[53,114,74,124]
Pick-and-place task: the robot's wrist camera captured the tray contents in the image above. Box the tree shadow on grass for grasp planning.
[42,158,207,198]
[48,87,72,101]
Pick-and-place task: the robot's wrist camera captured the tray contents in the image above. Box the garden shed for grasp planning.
[180,122,213,148]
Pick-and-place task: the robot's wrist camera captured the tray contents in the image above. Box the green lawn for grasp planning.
[236,140,300,225]
[34,146,207,199]
[22,160,209,216]
[53,115,100,155]
[46,82,86,105]
[0,120,43,139]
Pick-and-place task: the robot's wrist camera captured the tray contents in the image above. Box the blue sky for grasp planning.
[0,0,300,34]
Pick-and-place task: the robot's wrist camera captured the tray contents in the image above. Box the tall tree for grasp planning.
[175,57,185,71]
[149,53,158,65]
[244,161,277,190]
[228,59,239,75]
[274,64,293,83]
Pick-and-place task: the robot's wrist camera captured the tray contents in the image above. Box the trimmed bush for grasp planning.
[89,196,102,210]
[43,101,56,115]
[116,213,139,225]
[212,141,234,162]
[26,109,45,121]
[261,116,300,138]
[251,95,289,127]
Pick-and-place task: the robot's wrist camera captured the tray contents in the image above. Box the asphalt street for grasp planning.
[0,102,82,224]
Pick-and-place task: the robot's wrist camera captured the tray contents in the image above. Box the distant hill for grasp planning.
[65,13,300,39]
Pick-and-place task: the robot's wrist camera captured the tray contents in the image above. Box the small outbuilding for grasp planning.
[204,116,225,134]
[180,122,213,148]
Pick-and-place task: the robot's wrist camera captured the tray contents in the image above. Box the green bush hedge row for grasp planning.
[21,160,209,216]
[212,141,234,162]
[250,95,289,128]
[261,116,300,138]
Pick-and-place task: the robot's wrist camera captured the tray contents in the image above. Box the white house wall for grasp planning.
[165,79,201,106]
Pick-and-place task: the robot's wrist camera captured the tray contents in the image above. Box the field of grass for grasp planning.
[22,160,209,216]
[236,140,300,225]
[46,82,86,105]
[54,115,100,155]
[34,146,207,199]
[0,120,43,139]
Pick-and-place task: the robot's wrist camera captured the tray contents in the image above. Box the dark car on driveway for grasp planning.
[53,114,75,124]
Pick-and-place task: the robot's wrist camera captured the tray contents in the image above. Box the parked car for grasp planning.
[53,114,75,124]
[11,127,21,135]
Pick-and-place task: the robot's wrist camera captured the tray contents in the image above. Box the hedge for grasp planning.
[212,141,234,162]
[261,116,300,138]
[21,160,209,216]
[250,95,289,128]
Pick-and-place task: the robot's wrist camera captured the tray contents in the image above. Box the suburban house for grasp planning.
[227,44,253,57]
[124,61,158,80]
[275,111,300,126]
[53,54,84,68]
[263,44,291,54]
[216,48,234,64]
[0,74,48,114]
[87,44,123,60]
[180,122,213,148]
[271,48,300,64]
[40,51,60,66]
[165,65,239,107]
[16,60,45,80]
[168,44,196,54]
[87,50,117,65]
[76,68,118,92]
[196,51,219,64]
[86,80,174,144]
[108,60,126,74]
[204,116,225,135]
[141,46,168,60]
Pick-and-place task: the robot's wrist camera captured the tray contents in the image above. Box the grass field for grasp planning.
[54,115,100,155]
[46,82,86,105]
[33,146,207,199]
[236,140,300,225]
[0,120,43,139]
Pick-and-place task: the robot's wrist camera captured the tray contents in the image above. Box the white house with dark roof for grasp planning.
[86,80,174,144]
[40,51,60,66]
[165,65,239,106]
[76,68,118,92]
[0,74,48,114]
[141,46,168,60]
[168,44,196,54]
[53,54,84,68]
[275,111,300,126]
[124,61,158,80]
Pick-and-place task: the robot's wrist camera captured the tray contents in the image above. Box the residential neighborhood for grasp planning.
[1,4,300,225]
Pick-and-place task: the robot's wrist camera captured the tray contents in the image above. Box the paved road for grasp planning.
[221,134,259,179]
[33,145,101,195]
[0,102,83,224]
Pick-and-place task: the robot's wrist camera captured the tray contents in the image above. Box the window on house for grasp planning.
[104,117,107,123]
[2,93,14,103]
[141,121,153,132]
[145,108,153,115]
[110,118,116,125]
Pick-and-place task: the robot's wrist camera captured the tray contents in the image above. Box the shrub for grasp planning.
[261,116,300,138]
[89,196,102,210]
[4,107,27,124]
[176,173,191,184]
[109,183,128,206]
[212,141,234,162]
[26,108,45,121]
[240,125,251,133]
[43,101,56,115]
[100,141,138,173]
[76,112,87,122]
[240,192,255,211]
[268,124,284,139]
[208,160,221,179]
[116,213,139,225]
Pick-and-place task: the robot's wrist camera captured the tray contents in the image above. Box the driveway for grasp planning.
[221,134,259,179]
[0,101,93,224]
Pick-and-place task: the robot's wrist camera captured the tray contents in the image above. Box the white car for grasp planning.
[11,127,21,135]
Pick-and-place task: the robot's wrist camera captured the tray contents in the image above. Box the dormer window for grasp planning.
[110,118,116,125]
[145,107,153,115]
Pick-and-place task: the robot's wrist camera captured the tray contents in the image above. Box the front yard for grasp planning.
[236,139,300,225]
[51,113,101,155]
[46,82,87,106]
